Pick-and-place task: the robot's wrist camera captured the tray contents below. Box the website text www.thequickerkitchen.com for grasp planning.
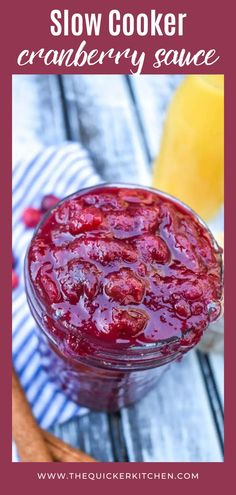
[36,472,199,481]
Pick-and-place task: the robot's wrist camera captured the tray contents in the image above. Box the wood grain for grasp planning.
[61,74,151,185]
[52,414,115,462]
[121,352,222,462]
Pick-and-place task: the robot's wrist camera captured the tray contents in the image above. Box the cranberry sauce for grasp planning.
[27,186,223,360]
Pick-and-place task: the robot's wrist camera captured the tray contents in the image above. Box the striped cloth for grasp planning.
[12,142,102,459]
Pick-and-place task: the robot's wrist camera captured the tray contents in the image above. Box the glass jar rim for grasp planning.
[34,181,222,249]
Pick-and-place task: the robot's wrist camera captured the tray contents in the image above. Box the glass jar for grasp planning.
[24,184,223,412]
[152,75,224,221]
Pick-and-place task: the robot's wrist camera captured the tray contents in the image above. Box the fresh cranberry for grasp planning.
[41,194,60,212]
[22,207,42,228]
[12,270,19,290]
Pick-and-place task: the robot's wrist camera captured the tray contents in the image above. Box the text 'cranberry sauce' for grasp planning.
[25,185,223,410]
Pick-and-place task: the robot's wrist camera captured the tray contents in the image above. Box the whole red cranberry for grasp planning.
[22,207,42,228]
[12,270,19,290]
[41,194,60,213]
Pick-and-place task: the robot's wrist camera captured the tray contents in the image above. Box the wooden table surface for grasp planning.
[12,74,224,462]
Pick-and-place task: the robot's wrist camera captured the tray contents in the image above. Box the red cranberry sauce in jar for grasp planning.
[27,185,223,363]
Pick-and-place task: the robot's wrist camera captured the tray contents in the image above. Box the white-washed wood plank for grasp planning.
[121,351,222,462]
[128,75,184,160]
[209,354,224,405]
[61,74,151,185]
[52,413,114,462]
[12,74,66,164]
[58,75,81,142]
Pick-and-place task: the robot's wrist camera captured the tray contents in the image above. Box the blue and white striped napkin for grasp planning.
[12,142,102,460]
